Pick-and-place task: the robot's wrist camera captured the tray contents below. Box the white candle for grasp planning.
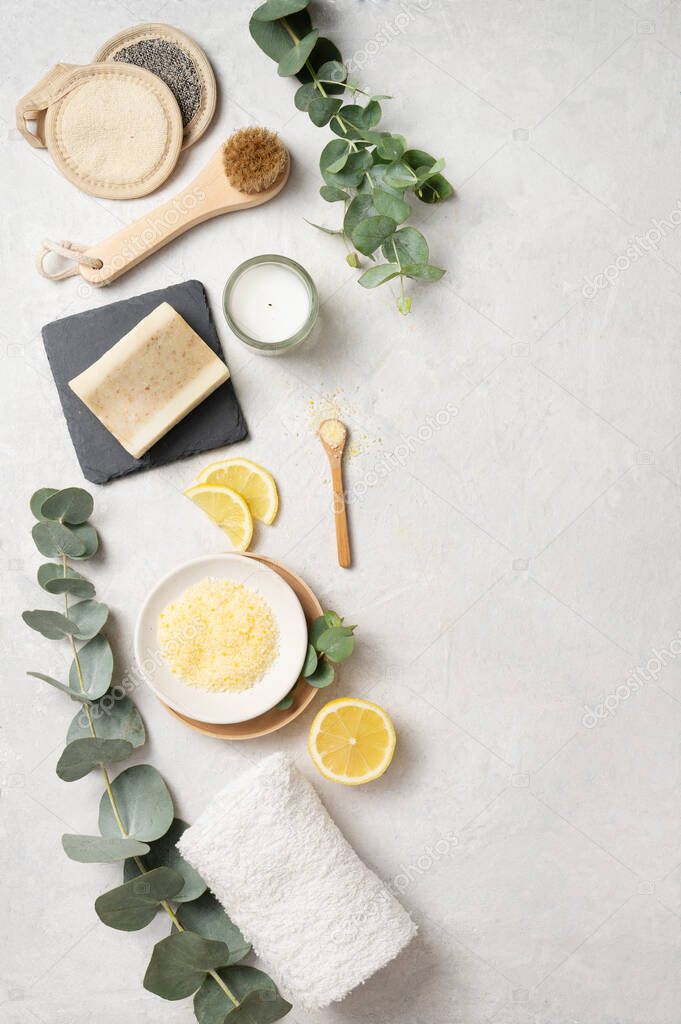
[224,257,317,350]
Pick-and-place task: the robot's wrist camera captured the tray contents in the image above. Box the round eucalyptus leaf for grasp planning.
[67,695,145,748]
[27,671,92,704]
[40,487,94,525]
[316,59,346,84]
[32,521,86,559]
[30,487,58,519]
[316,628,355,663]
[294,82,316,110]
[309,615,330,648]
[364,163,406,198]
[321,149,371,189]
[277,28,319,77]
[249,8,313,64]
[95,866,184,931]
[68,600,109,640]
[176,892,251,964]
[358,264,401,289]
[124,819,206,903]
[373,189,411,224]
[319,185,347,203]
[69,634,113,698]
[343,194,375,239]
[326,151,350,174]
[37,562,95,598]
[275,691,295,711]
[68,523,99,560]
[362,99,382,128]
[144,931,231,1000]
[381,225,429,265]
[301,643,318,677]
[57,737,133,782]
[415,173,454,204]
[99,764,174,842]
[377,134,406,161]
[382,161,418,190]
[62,834,150,863]
[305,658,335,688]
[402,263,446,282]
[403,148,436,171]
[351,215,397,257]
[194,965,291,1024]
[251,0,310,21]
[23,609,79,640]
[335,103,368,130]
[320,138,347,172]
[415,156,445,182]
[308,96,341,126]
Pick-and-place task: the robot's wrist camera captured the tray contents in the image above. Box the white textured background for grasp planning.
[2,1,680,1022]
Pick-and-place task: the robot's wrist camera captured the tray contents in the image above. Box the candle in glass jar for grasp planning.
[223,255,318,353]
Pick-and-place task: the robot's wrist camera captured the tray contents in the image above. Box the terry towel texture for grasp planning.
[177,753,416,1010]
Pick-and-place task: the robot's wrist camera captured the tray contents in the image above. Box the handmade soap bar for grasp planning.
[69,302,230,458]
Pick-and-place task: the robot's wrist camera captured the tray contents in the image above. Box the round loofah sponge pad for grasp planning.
[44,63,183,199]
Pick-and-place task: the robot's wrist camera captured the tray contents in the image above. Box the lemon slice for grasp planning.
[184,484,253,551]
[308,697,396,786]
[194,458,278,525]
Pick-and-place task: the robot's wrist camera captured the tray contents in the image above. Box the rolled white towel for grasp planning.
[177,752,416,1010]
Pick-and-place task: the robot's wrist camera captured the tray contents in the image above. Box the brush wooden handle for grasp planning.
[77,150,290,287]
[330,458,351,569]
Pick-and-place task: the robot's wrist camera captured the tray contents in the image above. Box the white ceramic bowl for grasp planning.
[134,554,308,724]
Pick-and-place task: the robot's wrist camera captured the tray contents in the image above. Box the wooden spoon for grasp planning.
[319,418,351,569]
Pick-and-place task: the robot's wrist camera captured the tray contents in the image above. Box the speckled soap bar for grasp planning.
[42,279,247,485]
[69,302,229,459]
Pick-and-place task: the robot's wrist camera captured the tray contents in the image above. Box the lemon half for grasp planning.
[194,458,279,525]
[308,697,396,786]
[184,484,253,552]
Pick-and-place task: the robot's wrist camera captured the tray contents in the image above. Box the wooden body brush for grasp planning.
[37,128,289,286]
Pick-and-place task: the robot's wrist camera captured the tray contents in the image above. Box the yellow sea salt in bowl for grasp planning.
[158,577,279,692]
[135,554,308,725]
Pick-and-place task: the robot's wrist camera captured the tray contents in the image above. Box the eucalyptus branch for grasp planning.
[276,610,357,709]
[250,0,453,313]
[23,487,290,1024]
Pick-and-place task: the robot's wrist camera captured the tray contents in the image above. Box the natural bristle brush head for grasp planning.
[222,127,288,194]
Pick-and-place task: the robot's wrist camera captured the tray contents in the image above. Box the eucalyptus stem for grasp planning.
[60,556,238,1007]
[281,17,356,144]
[60,561,238,1007]
[26,489,267,1019]
[252,0,452,312]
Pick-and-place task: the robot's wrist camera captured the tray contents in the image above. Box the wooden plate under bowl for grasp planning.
[160,553,322,740]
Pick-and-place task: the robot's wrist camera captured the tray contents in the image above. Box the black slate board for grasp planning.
[42,280,248,485]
